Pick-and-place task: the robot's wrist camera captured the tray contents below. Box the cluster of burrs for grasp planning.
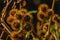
[36,4,60,40]
[0,0,34,40]
[7,8,33,40]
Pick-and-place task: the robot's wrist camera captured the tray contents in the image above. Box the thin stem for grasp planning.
[52,33,57,40]
[12,2,16,9]
[1,0,12,34]
[52,0,55,10]
[0,28,5,39]
[1,23,11,34]
[6,35,10,40]
[29,10,37,13]
[1,0,12,18]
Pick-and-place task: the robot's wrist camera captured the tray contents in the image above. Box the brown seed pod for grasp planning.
[46,9,54,17]
[42,23,49,37]
[22,22,33,32]
[15,11,23,20]
[15,8,27,20]
[7,16,16,25]
[52,14,60,23]
[42,23,49,33]
[37,11,46,22]
[10,20,20,31]
[10,31,19,40]
[24,12,33,22]
[39,23,49,38]
[9,9,18,16]
[38,4,49,13]
[10,30,28,40]
[19,8,27,15]
[10,31,25,40]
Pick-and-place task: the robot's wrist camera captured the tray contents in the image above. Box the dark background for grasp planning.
[0,0,60,15]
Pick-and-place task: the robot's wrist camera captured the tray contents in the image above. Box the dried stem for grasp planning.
[1,23,11,34]
[12,2,16,9]
[0,28,5,39]
[1,0,12,18]
[1,0,12,34]
[6,35,10,40]
[52,0,55,10]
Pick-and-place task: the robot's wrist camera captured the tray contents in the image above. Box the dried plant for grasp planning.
[0,0,60,40]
